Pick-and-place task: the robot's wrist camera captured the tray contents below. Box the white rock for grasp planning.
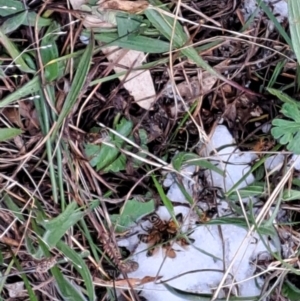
[242,0,288,24]
[164,165,196,204]
[205,125,256,192]
[289,155,300,171]
[120,125,277,301]
[265,154,285,171]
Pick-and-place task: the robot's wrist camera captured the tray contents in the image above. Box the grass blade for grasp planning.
[288,0,300,63]
[0,77,40,108]
[0,128,22,141]
[57,242,95,301]
[53,33,94,137]
[0,28,35,73]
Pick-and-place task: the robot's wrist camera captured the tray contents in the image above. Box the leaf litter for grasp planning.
[0,0,300,300]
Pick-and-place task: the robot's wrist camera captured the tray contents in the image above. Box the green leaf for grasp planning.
[111,199,155,232]
[271,103,300,153]
[282,280,300,301]
[0,10,27,33]
[152,174,175,218]
[0,0,24,15]
[288,0,300,64]
[12,255,38,301]
[116,12,144,38]
[36,202,85,257]
[94,32,170,53]
[3,193,25,222]
[24,12,52,28]
[57,242,95,301]
[267,89,300,108]
[227,182,265,200]
[53,34,94,138]
[40,21,60,82]
[283,189,300,201]
[51,266,87,301]
[0,76,41,108]
[103,153,127,172]
[85,118,133,171]
[0,128,22,141]
[0,28,35,73]
[172,152,224,176]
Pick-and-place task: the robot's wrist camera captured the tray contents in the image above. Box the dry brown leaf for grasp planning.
[93,275,161,288]
[14,136,26,154]
[102,47,156,110]
[18,101,40,133]
[69,0,156,111]
[140,275,162,284]
[164,61,231,101]
[2,108,23,129]
[97,0,148,14]
[5,282,26,298]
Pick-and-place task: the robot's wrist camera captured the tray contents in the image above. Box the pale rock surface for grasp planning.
[120,125,276,301]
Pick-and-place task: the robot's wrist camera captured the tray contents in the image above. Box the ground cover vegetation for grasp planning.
[1,0,300,300]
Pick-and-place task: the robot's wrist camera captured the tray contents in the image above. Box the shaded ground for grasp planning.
[0,0,300,300]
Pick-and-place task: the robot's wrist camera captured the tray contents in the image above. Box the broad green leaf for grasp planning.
[53,34,94,138]
[94,32,170,53]
[0,0,23,15]
[24,12,52,28]
[1,10,27,33]
[116,12,144,39]
[51,266,87,301]
[85,118,133,171]
[271,103,300,153]
[288,0,300,64]
[103,153,126,172]
[40,21,60,82]
[282,280,300,301]
[111,199,155,232]
[0,28,35,73]
[283,189,300,201]
[36,202,85,257]
[0,128,22,142]
[57,242,95,301]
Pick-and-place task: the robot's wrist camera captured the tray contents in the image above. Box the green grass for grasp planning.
[0,0,300,300]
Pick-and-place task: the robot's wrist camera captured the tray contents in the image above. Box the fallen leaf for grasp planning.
[97,0,149,14]
[18,101,40,133]
[5,282,26,298]
[93,275,162,288]
[102,47,156,110]
[70,0,156,111]
[2,108,23,129]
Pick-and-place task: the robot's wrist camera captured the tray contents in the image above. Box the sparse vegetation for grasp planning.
[1,0,300,300]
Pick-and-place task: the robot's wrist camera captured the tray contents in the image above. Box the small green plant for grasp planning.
[84,116,148,172]
[269,88,300,154]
